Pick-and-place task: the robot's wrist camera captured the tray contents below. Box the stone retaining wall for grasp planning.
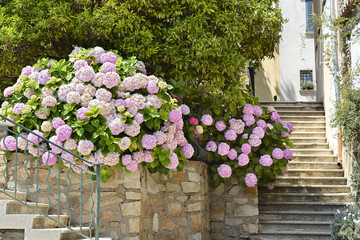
[2,154,258,239]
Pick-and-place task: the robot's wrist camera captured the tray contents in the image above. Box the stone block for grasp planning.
[225,217,244,226]
[190,214,202,232]
[186,202,201,212]
[234,205,258,217]
[125,192,142,200]
[121,201,141,216]
[177,196,188,202]
[100,209,119,220]
[166,182,181,192]
[173,171,187,180]
[211,183,225,195]
[153,213,159,232]
[243,224,259,234]
[150,198,162,207]
[190,232,202,240]
[244,186,258,196]
[188,172,200,182]
[160,217,176,231]
[211,205,224,221]
[234,198,248,205]
[229,186,240,195]
[129,218,140,233]
[168,202,183,216]
[225,202,232,216]
[181,182,200,193]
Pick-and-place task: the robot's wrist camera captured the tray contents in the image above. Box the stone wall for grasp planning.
[2,154,258,239]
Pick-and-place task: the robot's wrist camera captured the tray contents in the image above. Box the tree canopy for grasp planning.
[0,0,284,89]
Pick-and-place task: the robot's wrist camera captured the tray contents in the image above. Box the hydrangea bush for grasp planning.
[182,86,293,188]
[0,47,194,181]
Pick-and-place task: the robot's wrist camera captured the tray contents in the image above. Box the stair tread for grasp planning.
[261,184,348,187]
[260,201,351,205]
[286,169,343,171]
[289,161,338,163]
[260,210,335,215]
[260,220,331,224]
[259,230,330,235]
[277,176,346,179]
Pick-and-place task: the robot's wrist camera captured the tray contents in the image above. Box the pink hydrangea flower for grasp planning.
[242,134,248,139]
[224,129,237,141]
[73,60,88,70]
[104,152,120,166]
[218,142,230,156]
[28,130,43,145]
[143,151,154,163]
[249,134,262,147]
[168,109,182,123]
[38,70,51,85]
[42,96,57,107]
[21,66,33,76]
[281,131,289,137]
[61,151,74,167]
[101,62,116,73]
[201,114,213,126]
[238,153,249,166]
[147,80,159,94]
[108,118,125,135]
[166,151,179,169]
[0,136,17,151]
[154,131,167,145]
[229,119,245,134]
[78,66,95,82]
[42,152,58,166]
[17,133,28,150]
[283,149,293,160]
[4,87,13,97]
[56,125,72,142]
[244,114,255,126]
[252,127,265,138]
[76,107,90,120]
[267,184,274,190]
[272,148,284,159]
[270,111,281,122]
[285,121,294,133]
[95,88,112,102]
[77,140,94,156]
[142,134,157,149]
[100,52,117,64]
[181,143,194,159]
[115,99,126,108]
[188,117,199,125]
[13,103,25,115]
[215,121,226,131]
[217,164,232,178]
[253,105,263,117]
[134,113,144,124]
[180,104,190,115]
[257,120,267,129]
[126,160,138,172]
[243,104,254,115]
[245,173,257,187]
[205,141,217,152]
[227,149,238,160]
[259,154,273,167]
[52,117,65,129]
[122,154,132,166]
[241,143,251,154]
[49,136,63,154]
[267,124,274,130]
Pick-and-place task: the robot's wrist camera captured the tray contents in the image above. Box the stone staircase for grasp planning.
[258,102,353,240]
[0,182,111,240]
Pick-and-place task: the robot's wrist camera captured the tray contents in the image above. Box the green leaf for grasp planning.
[145,119,154,129]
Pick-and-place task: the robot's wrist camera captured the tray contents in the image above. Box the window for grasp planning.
[300,70,313,82]
[306,0,314,33]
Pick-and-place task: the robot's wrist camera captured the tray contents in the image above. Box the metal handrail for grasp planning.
[0,114,102,240]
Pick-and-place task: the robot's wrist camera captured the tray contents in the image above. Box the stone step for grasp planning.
[289,137,327,143]
[292,149,333,155]
[259,184,349,193]
[287,161,341,169]
[266,105,324,111]
[6,201,52,215]
[275,176,347,185]
[284,169,344,177]
[260,101,323,107]
[259,201,349,212]
[0,190,26,201]
[281,116,326,122]
[291,132,326,138]
[259,211,335,221]
[259,192,353,202]
[292,155,337,162]
[26,227,90,240]
[292,143,329,149]
[291,121,326,127]
[259,230,330,240]
[277,110,325,116]
[260,220,331,232]
[293,126,326,132]
[32,215,70,229]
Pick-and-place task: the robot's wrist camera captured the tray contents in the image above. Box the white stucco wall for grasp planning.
[351,24,360,88]
[279,0,316,101]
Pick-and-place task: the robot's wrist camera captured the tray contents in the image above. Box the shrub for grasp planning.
[182,86,293,187]
[300,81,314,90]
[331,203,360,240]
[0,0,284,90]
[0,47,194,182]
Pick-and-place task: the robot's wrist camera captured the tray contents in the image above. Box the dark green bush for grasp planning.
[0,0,284,90]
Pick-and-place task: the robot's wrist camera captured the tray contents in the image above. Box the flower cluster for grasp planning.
[0,47,192,181]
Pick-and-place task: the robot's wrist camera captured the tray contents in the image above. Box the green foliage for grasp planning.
[0,0,284,90]
[300,81,314,90]
[331,203,360,240]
